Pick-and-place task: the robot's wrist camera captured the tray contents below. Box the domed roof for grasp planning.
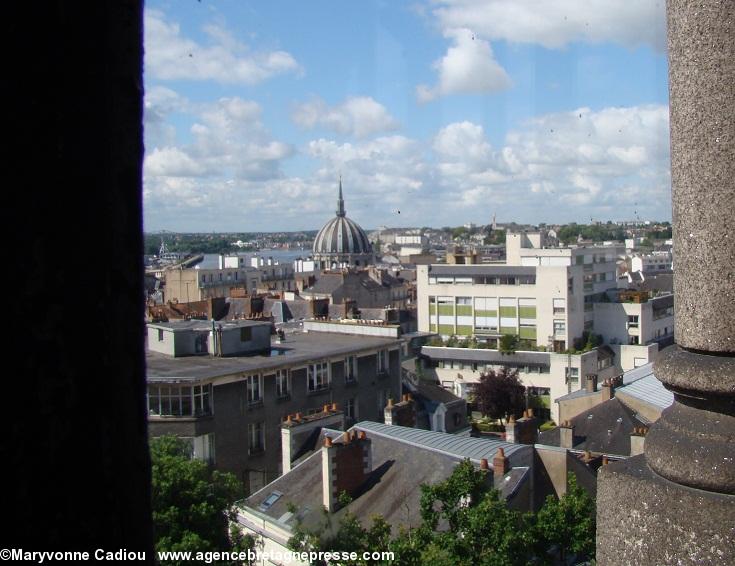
[313,180,372,256]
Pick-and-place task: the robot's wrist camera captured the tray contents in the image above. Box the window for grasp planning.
[554,320,566,334]
[345,356,357,382]
[148,384,212,417]
[553,298,566,315]
[157,329,164,341]
[598,357,612,370]
[568,277,574,293]
[246,374,262,405]
[377,350,389,374]
[627,315,639,329]
[275,369,289,398]
[345,397,356,420]
[219,273,223,281]
[193,384,211,416]
[240,326,252,342]
[248,421,265,453]
[565,367,580,381]
[308,362,330,392]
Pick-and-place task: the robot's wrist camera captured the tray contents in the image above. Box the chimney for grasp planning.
[585,374,598,393]
[559,420,575,449]
[384,394,417,427]
[493,448,510,478]
[630,426,647,456]
[504,414,519,443]
[600,378,614,401]
[507,410,539,444]
[322,431,372,512]
[281,407,345,474]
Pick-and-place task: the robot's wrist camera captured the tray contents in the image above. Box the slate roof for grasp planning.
[415,381,465,405]
[243,422,531,533]
[537,398,646,456]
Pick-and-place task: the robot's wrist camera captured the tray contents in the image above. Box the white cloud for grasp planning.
[292,96,399,138]
[145,104,671,230]
[417,28,512,102]
[144,9,302,84]
[430,0,666,50]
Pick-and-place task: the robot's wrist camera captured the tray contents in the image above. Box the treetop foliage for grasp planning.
[288,460,596,566]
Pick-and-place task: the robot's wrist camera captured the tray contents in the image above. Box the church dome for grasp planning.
[312,180,373,267]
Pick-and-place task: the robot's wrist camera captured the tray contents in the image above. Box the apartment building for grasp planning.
[164,266,261,302]
[145,320,402,494]
[630,250,673,274]
[414,233,671,422]
[418,235,622,351]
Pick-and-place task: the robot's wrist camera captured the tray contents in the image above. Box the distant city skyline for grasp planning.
[143,1,671,233]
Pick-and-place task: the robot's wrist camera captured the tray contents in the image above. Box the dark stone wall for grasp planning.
[7,1,152,554]
[194,349,401,488]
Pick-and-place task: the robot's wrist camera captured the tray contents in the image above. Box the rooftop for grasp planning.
[242,422,531,533]
[147,319,268,332]
[146,331,399,382]
[538,398,647,456]
[617,363,674,411]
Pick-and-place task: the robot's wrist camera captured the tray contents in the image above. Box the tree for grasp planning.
[150,436,254,563]
[499,333,519,354]
[288,461,596,565]
[474,367,525,424]
[534,474,596,562]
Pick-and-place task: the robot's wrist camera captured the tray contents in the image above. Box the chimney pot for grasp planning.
[480,458,489,470]
[295,412,302,421]
[331,402,338,412]
[325,436,333,447]
[323,404,330,413]
[527,408,534,418]
[359,431,366,440]
[387,397,393,408]
[343,431,351,443]
[509,414,516,423]
[602,456,609,465]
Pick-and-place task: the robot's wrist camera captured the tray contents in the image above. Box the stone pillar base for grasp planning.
[596,455,734,565]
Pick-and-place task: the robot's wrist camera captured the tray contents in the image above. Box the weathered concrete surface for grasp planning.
[667,0,735,353]
[597,456,735,565]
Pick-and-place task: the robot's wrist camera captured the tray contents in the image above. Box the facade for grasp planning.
[164,266,260,302]
[421,345,619,423]
[146,324,402,494]
[414,234,668,423]
[312,179,374,270]
[593,293,674,347]
[630,251,673,274]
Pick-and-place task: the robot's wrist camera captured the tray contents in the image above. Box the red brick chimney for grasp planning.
[322,431,372,512]
[384,394,416,427]
[493,448,510,478]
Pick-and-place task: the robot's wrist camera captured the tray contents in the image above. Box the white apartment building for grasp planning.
[631,250,673,274]
[415,233,672,422]
[418,234,622,350]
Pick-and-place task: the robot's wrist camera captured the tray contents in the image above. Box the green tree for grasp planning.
[534,473,596,563]
[474,367,525,424]
[150,436,254,563]
[287,462,596,566]
[499,333,519,354]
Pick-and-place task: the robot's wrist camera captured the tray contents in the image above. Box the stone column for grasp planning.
[596,1,734,564]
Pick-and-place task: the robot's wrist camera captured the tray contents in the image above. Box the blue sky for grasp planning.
[143,0,671,232]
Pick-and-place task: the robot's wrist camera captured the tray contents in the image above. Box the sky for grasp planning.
[143,0,671,233]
